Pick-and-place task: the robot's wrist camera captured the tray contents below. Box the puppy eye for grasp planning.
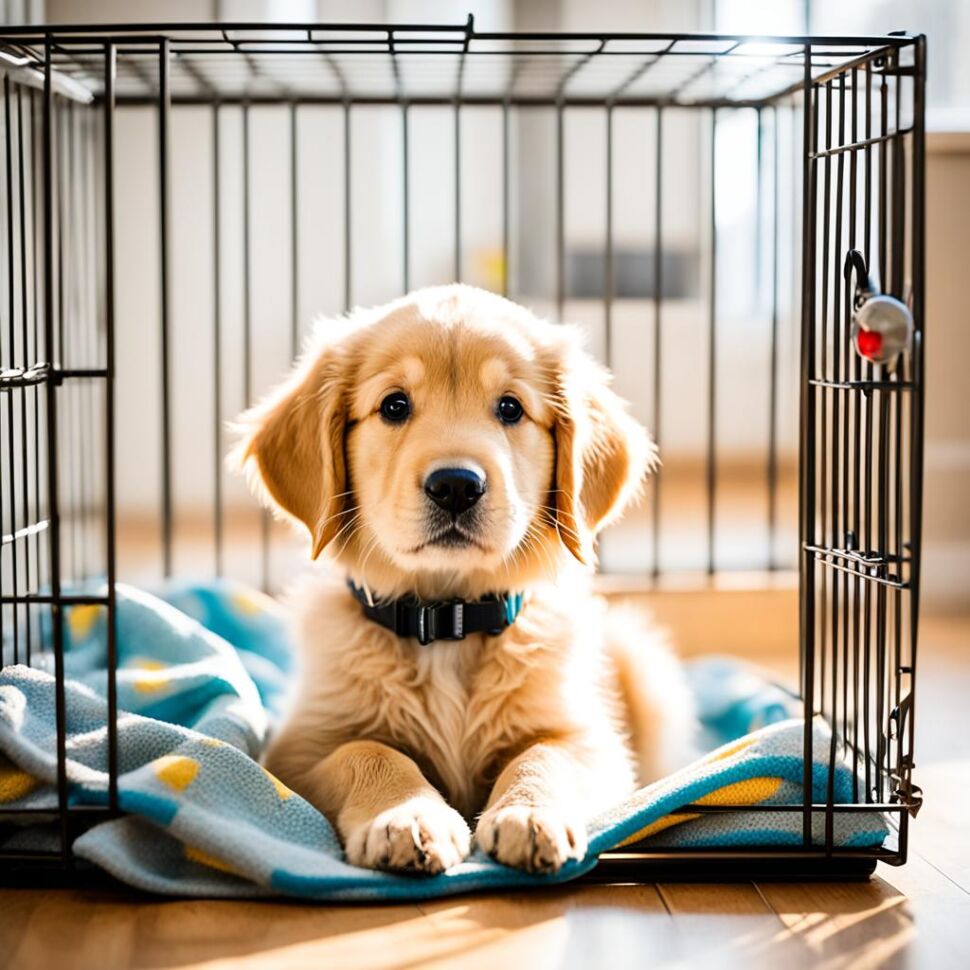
[380,391,411,423]
[497,395,524,425]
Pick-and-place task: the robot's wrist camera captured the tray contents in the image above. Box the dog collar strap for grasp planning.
[347,582,524,646]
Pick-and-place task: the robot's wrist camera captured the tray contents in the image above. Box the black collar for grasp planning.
[347,581,524,646]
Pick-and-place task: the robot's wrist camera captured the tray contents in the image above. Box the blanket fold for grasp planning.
[0,580,887,900]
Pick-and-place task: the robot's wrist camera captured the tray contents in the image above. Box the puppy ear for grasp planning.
[233,340,348,560]
[551,337,657,565]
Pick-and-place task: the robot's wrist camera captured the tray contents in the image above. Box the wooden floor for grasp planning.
[2,611,968,970]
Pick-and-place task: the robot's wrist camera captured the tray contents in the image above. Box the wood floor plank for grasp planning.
[759,879,915,969]
[7,889,138,970]
[762,862,970,969]
[871,849,970,968]
[0,886,679,970]
[906,765,970,896]
[657,882,814,969]
[0,889,50,969]
[129,896,434,970]
[899,616,970,895]
[414,885,676,970]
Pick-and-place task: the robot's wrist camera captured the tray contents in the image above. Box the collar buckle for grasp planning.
[349,580,520,646]
[414,601,465,645]
[415,603,434,645]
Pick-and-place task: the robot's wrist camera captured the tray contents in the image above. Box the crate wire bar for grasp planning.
[0,19,925,882]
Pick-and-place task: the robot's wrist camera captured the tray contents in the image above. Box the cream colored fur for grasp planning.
[235,285,696,875]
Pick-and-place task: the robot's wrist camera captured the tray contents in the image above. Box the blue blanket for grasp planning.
[0,580,887,899]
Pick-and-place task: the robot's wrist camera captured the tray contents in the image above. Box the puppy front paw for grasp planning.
[476,805,587,874]
[343,797,471,875]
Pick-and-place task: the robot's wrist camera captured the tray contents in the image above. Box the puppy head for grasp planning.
[235,285,656,597]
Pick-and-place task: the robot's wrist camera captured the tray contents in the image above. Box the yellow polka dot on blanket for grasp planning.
[153,755,200,792]
[703,776,783,805]
[619,811,701,844]
[128,658,169,694]
[67,604,101,640]
[185,844,245,877]
[231,589,278,616]
[0,760,40,803]
[617,776,783,847]
[262,767,294,801]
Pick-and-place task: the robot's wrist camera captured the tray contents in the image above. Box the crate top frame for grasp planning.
[0,16,923,109]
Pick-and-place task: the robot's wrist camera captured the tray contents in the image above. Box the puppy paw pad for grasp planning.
[344,799,471,875]
[476,805,587,874]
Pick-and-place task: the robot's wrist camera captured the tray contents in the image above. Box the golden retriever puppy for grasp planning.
[236,285,695,875]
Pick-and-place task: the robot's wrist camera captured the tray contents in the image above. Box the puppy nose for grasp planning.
[424,467,486,515]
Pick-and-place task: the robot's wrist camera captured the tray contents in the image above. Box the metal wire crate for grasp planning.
[0,17,925,883]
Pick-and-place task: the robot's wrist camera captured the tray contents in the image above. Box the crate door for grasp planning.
[798,38,926,859]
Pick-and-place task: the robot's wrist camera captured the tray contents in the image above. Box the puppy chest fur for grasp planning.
[264,575,639,820]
